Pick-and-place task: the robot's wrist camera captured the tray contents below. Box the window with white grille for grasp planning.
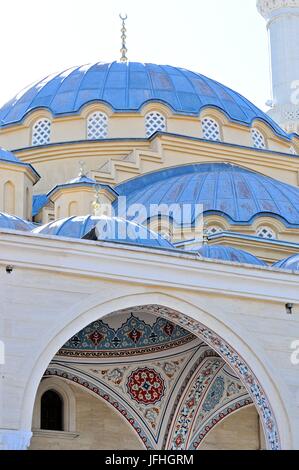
[251,128,266,149]
[87,112,108,140]
[202,118,221,141]
[256,226,276,240]
[32,119,51,146]
[145,112,166,137]
[207,225,223,236]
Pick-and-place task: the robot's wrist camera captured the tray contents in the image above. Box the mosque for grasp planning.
[1,0,299,451]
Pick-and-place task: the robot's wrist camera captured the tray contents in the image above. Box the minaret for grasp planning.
[257,0,299,134]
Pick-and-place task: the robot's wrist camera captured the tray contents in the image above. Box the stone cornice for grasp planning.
[12,135,299,188]
[0,230,299,304]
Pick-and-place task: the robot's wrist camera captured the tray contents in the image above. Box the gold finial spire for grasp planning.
[79,160,88,178]
[119,13,128,63]
[92,184,102,216]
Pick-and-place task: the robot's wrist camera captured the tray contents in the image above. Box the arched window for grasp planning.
[87,112,108,140]
[32,119,51,146]
[256,226,276,240]
[3,181,15,215]
[68,201,78,217]
[145,112,166,137]
[201,118,221,141]
[251,128,266,149]
[41,390,63,431]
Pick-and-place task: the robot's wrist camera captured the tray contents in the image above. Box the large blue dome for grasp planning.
[0,62,289,139]
[115,163,299,227]
[32,215,174,249]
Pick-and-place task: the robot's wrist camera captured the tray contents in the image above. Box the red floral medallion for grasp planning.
[88,330,104,346]
[127,368,165,405]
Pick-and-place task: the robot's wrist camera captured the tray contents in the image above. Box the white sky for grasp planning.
[0,0,270,111]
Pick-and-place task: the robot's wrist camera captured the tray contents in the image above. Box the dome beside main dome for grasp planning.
[0,212,34,231]
[0,62,289,139]
[198,244,266,266]
[32,215,174,249]
[115,163,299,227]
[0,147,22,164]
[273,254,299,272]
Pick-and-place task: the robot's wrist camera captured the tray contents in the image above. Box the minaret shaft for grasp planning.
[257,0,299,133]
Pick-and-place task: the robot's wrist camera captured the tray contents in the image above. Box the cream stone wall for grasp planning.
[51,187,96,219]
[13,135,299,197]
[30,383,143,450]
[199,406,261,450]
[0,231,299,449]
[0,163,34,219]
[29,385,260,450]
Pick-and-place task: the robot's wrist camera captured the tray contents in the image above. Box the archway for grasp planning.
[22,293,288,450]
[197,405,263,450]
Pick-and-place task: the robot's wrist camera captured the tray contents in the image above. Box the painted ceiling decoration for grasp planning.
[167,362,252,450]
[127,368,166,405]
[47,346,251,450]
[58,314,196,358]
[121,304,280,450]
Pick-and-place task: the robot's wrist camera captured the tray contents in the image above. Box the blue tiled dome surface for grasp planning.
[0,212,34,231]
[0,62,289,139]
[115,163,299,227]
[0,147,22,163]
[32,215,174,248]
[198,244,266,266]
[273,254,299,271]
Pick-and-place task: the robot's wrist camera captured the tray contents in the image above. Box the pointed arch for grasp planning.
[68,201,78,217]
[21,292,289,449]
[3,181,15,215]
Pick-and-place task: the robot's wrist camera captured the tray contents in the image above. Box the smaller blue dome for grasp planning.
[116,163,299,228]
[0,146,40,182]
[0,147,22,164]
[198,244,266,266]
[0,211,34,231]
[273,254,299,272]
[47,175,97,199]
[67,175,96,185]
[32,215,174,249]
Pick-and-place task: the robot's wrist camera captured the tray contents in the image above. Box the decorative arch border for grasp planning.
[23,294,284,450]
[129,305,280,450]
[164,355,253,450]
[45,366,154,450]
